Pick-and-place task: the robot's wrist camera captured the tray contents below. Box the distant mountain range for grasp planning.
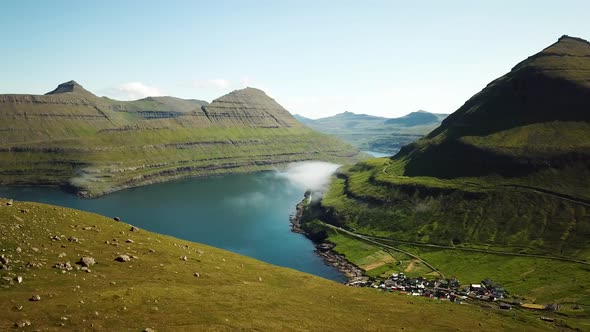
[295,110,448,155]
[0,82,365,196]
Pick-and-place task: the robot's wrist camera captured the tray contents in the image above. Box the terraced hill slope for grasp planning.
[302,36,590,310]
[0,198,554,331]
[295,111,448,154]
[0,82,364,196]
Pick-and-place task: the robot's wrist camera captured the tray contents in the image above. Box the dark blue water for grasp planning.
[0,172,346,282]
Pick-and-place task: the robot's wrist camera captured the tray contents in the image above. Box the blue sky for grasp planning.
[1,0,589,118]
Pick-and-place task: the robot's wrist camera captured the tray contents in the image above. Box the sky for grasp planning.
[1,1,589,119]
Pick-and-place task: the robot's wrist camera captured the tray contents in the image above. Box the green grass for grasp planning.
[0,87,367,196]
[0,198,554,331]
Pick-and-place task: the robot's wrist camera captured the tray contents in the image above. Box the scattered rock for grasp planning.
[78,256,96,267]
[58,252,67,258]
[149,249,156,253]
[51,235,62,241]
[68,236,79,243]
[130,226,139,232]
[0,254,9,264]
[115,255,131,263]
[180,255,188,261]
[14,319,31,328]
[20,209,29,213]
[6,200,13,206]
[53,261,73,271]
[30,295,41,302]
[144,328,156,332]
[15,247,22,253]
[258,277,263,282]
[15,276,23,284]
[126,239,134,243]
[113,217,121,222]
[194,272,200,277]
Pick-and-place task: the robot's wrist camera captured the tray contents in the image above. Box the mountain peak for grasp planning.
[45,80,93,95]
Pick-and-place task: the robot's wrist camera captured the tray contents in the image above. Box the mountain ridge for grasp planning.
[296,110,448,154]
[0,82,365,196]
[302,36,590,308]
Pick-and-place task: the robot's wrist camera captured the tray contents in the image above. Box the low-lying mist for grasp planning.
[276,161,341,194]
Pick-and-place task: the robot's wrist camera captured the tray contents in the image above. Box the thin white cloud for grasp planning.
[191,78,230,89]
[112,82,164,100]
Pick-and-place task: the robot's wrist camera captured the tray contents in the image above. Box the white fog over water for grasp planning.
[275,161,341,194]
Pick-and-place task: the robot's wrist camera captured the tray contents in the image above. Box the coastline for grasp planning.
[290,194,365,283]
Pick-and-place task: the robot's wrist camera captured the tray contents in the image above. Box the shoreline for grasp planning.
[290,194,365,283]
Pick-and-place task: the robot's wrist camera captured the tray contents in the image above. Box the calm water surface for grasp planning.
[0,172,346,282]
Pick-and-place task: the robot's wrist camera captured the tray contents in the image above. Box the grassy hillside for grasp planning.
[0,198,556,331]
[295,111,448,155]
[300,36,590,320]
[0,82,365,197]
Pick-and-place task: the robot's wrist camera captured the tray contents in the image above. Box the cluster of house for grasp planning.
[347,273,563,314]
[346,273,507,305]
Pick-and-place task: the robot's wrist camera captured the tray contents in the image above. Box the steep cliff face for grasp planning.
[0,83,364,196]
[317,36,590,256]
[397,36,590,184]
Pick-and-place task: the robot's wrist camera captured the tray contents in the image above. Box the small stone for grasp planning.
[58,252,67,258]
[130,226,139,232]
[15,276,23,284]
[180,256,188,261]
[114,255,131,263]
[68,236,79,243]
[53,261,73,271]
[60,316,68,321]
[30,294,41,301]
[16,247,22,253]
[258,276,263,282]
[14,319,31,327]
[113,217,121,222]
[78,256,96,267]
[6,200,13,206]
[144,328,156,332]
[149,249,156,253]
[194,272,200,277]
[126,239,134,243]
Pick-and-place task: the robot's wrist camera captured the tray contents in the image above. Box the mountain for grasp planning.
[296,111,448,155]
[302,36,590,307]
[0,198,550,331]
[0,83,365,197]
[383,110,447,126]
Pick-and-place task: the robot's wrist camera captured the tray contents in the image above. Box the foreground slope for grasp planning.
[296,111,447,154]
[0,199,549,331]
[305,37,590,309]
[0,83,364,196]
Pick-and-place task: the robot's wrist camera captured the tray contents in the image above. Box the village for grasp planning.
[345,273,560,318]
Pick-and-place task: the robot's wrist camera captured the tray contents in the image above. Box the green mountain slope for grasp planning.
[0,82,365,197]
[0,198,553,331]
[302,36,590,308]
[296,111,448,154]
